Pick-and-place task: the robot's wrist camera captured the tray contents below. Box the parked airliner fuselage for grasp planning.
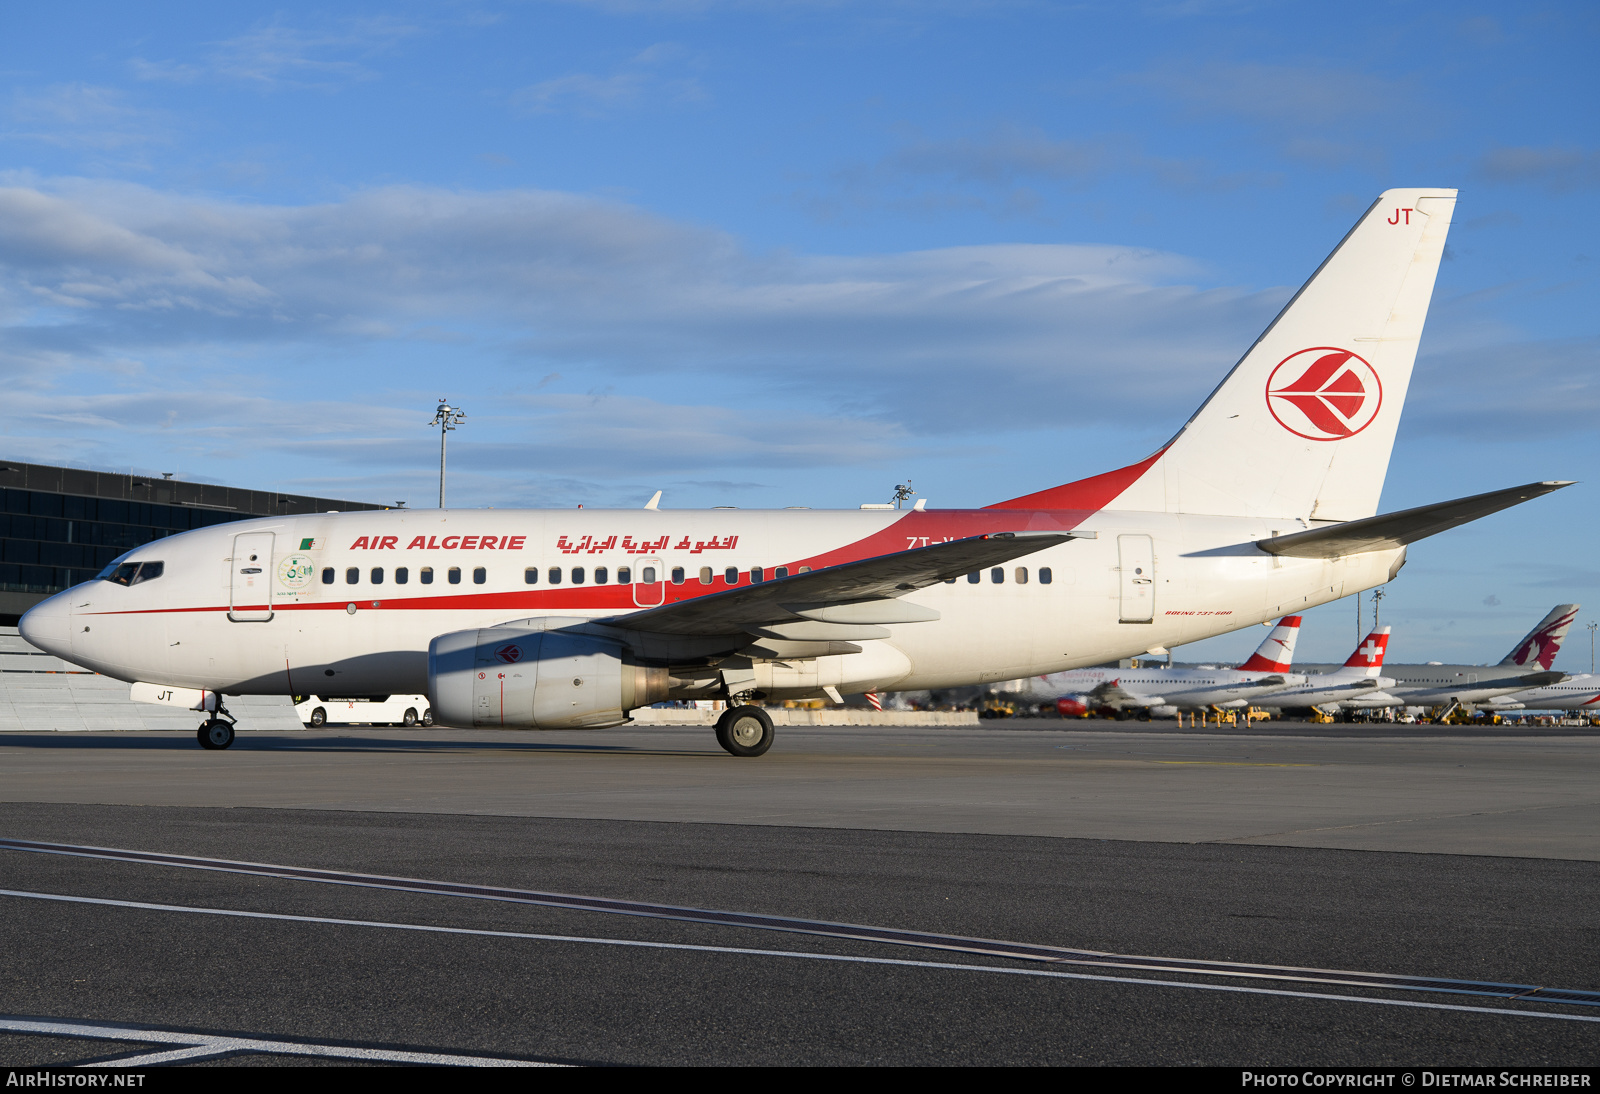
[26,506,1403,701]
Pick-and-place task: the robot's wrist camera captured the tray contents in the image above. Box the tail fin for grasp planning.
[1239,615,1302,671]
[1499,604,1580,669]
[990,189,1458,519]
[1342,627,1391,676]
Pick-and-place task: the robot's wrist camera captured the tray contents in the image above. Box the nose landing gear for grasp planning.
[197,703,237,750]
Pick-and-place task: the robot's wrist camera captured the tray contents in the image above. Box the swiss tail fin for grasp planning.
[1499,604,1580,669]
[990,189,1458,519]
[1239,615,1302,672]
[1341,627,1391,676]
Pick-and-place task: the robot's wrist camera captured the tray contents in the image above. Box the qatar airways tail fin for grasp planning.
[1338,627,1391,678]
[990,189,1458,520]
[1499,604,1580,670]
[1239,615,1302,672]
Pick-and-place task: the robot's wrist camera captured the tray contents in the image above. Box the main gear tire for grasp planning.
[715,705,775,758]
[197,720,235,750]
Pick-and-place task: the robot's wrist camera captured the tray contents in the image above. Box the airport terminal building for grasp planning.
[0,461,383,623]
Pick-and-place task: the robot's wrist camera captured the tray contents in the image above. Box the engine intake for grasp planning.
[429,621,669,729]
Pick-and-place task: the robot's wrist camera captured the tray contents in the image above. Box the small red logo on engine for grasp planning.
[1266,348,1382,441]
[494,644,523,664]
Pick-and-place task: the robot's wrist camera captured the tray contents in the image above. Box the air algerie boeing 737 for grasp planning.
[16,188,1576,757]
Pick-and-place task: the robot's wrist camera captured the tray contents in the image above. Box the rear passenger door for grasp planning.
[1117,534,1155,624]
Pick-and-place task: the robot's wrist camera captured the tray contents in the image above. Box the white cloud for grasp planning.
[130,17,422,90]
[1,85,170,153]
[0,179,1252,412]
[1478,146,1600,192]
[510,42,706,116]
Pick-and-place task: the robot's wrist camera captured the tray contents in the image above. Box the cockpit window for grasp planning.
[102,561,163,587]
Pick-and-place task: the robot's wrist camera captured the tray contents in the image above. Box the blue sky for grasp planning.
[1,1,1596,665]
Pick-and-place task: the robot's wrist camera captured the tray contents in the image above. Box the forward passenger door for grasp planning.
[229,531,276,622]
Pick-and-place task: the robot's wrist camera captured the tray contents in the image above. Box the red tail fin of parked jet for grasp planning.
[1343,628,1392,676]
[1238,616,1303,673]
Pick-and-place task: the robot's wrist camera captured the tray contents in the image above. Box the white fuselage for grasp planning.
[1031,666,1308,710]
[1502,675,1600,712]
[23,505,1404,709]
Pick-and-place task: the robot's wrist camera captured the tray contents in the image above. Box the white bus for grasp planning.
[292,695,432,728]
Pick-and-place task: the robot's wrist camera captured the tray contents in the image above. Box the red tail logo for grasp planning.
[1266,348,1383,441]
[1508,607,1579,669]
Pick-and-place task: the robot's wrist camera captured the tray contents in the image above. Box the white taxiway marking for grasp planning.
[3,888,1597,1027]
[0,1015,559,1067]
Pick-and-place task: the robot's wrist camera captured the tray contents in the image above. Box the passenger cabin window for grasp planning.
[420,567,434,585]
[991,568,1004,584]
[775,566,788,579]
[1039,567,1052,584]
[639,566,655,584]
[1015,567,1028,584]
[699,567,713,585]
[724,567,739,585]
[346,567,359,585]
[595,567,608,584]
[617,567,632,584]
[524,568,539,585]
[548,567,561,585]
[671,567,685,584]
[571,567,584,585]
[322,567,335,585]
[967,572,980,584]
[798,566,811,573]
[943,578,955,584]
[448,567,461,585]
[371,567,384,585]
[395,567,408,585]
[473,567,486,585]
[751,567,764,583]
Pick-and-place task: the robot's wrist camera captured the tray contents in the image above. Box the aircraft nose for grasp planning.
[19,593,72,658]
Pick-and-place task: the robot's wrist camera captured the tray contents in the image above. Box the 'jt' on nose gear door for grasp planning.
[1118,534,1155,624]
[229,531,276,622]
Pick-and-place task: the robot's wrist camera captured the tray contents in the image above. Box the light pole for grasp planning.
[1371,587,1385,629]
[1588,621,1597,675]
[430,399,466,508]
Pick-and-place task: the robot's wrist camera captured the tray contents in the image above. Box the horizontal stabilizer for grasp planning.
[1257,481,1574,559]
[610,531,1074,636]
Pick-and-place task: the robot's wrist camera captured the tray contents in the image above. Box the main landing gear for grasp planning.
[197,703,237,751]
[715,705,774,758]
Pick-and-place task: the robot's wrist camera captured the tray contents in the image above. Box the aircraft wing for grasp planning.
[1089,680,1149,706]
[605,531,1076,637]
[1256,481,1573,559]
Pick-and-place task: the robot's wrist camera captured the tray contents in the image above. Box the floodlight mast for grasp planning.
[430,399,466,508]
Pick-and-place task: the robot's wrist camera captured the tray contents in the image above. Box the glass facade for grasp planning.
[0,491,247,595]
[0,462,383,621]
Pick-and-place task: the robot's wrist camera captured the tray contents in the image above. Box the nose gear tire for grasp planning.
[715,705,774,757]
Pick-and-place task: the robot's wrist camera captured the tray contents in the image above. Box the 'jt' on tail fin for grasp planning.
[990,189,1458,520]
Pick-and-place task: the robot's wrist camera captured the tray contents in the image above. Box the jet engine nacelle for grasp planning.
[428,620,669,729]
